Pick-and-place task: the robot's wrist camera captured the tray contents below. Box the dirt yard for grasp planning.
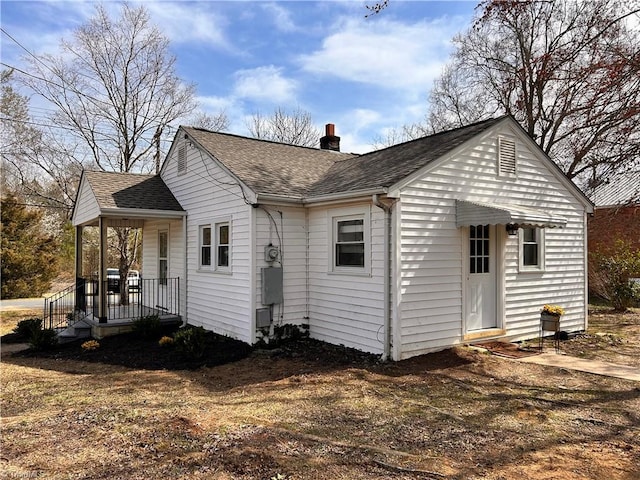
[1,308,639,480]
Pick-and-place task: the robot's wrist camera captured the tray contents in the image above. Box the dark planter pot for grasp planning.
[541,313,561,332]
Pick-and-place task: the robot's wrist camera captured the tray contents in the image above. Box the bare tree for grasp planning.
[21,4,198,303]
[428,0,640,186]
[23,3,197,174]
[370,122,432,149]
[246,107,321,147]
[189,110,229,132]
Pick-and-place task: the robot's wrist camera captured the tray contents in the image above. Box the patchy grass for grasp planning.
[1,308,639,480]
[562,307,640,367]
[0,308,40,337]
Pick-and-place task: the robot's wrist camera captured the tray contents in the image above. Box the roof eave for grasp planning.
[304,187,389,205]
[99,207,187,219]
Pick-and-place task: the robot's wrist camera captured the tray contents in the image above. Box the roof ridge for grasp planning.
[182,125,355,156]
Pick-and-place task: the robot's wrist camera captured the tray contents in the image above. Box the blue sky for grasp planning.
[1,1,478,153]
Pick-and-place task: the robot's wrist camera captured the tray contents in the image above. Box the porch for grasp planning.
[44,277,181,340]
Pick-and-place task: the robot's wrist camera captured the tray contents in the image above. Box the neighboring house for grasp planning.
[70,115,593,360]
[588,172,640,255]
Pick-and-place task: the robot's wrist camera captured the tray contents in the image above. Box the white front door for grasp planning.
[466,225,497,331]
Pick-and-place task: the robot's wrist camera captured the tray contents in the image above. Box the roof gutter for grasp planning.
[99,208,187,219]
[372,193,395,361]
[304,187,388,206]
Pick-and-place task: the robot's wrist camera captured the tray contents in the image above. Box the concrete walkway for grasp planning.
[519,352,640,382]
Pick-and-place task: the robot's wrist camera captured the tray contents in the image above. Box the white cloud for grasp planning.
[233,66,298,103]
[298,16,462,96]
[145,2,230,49]
[261,3,297,33]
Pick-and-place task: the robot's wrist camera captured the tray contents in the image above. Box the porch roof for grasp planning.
[455,200,568,228]
[72,171,185,226]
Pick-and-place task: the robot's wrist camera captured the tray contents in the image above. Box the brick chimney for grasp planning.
[320,123,340,151]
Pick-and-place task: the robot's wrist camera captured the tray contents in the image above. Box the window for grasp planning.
[200,226,211,267]
[498,136,516,176]
[336,218,364,267]
[519,227,545,271]
[216,222,229,268]
[329,207,370,274]
[199,219,231,272]
[469,225,490,274]
[158,231,168,285]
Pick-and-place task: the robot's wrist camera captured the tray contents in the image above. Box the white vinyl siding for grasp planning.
[161,138,252,343]
[254,206,307,327]
[395,125,587,359]
[72,179,101,226]
[308,203,385,355]
[142,219,185,318]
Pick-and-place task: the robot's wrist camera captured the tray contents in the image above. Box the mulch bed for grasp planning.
[3,326,384,371]
[475,341,541,358]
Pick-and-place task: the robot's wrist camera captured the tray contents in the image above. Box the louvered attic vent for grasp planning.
[498,136,516,176]
[177,143,187,174]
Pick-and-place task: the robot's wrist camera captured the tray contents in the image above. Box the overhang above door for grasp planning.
[455,200,567,228]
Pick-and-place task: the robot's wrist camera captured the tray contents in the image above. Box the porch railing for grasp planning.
[43,277,180,329]
[43,279,92,330]
[96,277,180,321]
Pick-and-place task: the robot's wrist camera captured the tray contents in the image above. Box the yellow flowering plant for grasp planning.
[159,336,174,347]
[81,340,100,351]
[541,304,565,316]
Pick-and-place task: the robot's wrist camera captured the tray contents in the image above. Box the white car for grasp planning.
[127,270,140,291]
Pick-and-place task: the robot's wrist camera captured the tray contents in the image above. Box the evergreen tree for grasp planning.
[1,194,59,298]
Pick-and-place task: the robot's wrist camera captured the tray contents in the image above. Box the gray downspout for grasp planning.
[373,194,392,361]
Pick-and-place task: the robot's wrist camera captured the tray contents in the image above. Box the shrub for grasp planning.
[173,326,208,360]
[589,240,640,311]
[131,315,161,339]
[159,336,174,347]
[13,318,43,339]
[81,340,100,351]
[28,328,58,350]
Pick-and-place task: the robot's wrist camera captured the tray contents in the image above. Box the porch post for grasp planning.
[98,216,107,323]
[75,225,84,311]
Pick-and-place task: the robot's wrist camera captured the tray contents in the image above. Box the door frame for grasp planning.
[461,224,506,340]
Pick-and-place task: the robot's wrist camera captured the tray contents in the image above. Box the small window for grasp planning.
[498,136,516,176]
[177,143,186,174]
[519,227,545,271]
[158,231,168,285]
[216,222,229,268]
[200,226,211,267]
[336,218,364,267]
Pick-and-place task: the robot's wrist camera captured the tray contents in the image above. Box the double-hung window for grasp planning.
[216,222,229,268]
[519,227,545,271]
[199,219,231,272]
[330,207,370,274]
[336,218,365,267]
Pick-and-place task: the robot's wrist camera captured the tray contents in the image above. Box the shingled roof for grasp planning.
[182,117,506,199]
[183,127,355,197]
[83,171,184,211]
[590,172,640,207]
[309,116,506,196]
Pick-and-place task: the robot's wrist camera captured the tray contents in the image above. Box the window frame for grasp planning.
[518,226,545,272]
[215,221,230,270]
[328,207,371,275]
[158,230,169,285]
[199,225,212,269]
[198,217,231,273]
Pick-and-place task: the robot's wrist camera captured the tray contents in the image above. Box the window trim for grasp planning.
[198,217,231,273]
[518,226,545,272]
[328,207,371,275]
[158,229,169,285]
[215,221,230,270]
[199,225,212,269]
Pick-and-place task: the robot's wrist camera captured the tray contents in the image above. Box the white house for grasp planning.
[69,116,593,360]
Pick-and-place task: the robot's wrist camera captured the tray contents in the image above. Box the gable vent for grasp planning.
[498,136,516,176]
[177,142,187,174]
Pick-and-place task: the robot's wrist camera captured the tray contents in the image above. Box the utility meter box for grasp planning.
[264,245,280,263]
[261,267,283,305]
